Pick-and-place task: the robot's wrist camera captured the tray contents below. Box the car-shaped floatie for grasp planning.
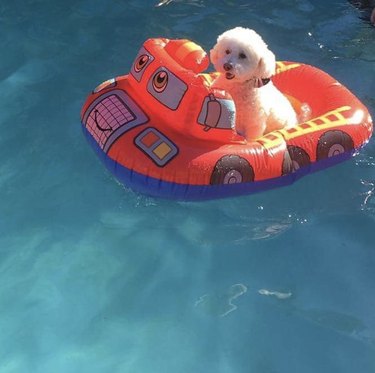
[80,38,373,200]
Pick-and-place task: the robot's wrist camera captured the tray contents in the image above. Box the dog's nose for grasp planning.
[223,62,233,71]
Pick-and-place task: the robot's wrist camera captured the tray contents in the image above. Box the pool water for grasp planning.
[1,1,375,372]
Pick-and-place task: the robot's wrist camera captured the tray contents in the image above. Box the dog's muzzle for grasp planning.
[224,62,232,71]
[223,63,235,79]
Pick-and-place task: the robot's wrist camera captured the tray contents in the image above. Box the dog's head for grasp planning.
[210,27,275,83]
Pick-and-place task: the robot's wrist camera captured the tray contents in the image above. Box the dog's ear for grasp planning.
[256,49,276,78]
[210,45,219,65]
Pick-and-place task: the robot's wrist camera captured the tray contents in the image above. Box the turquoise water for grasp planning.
[1,1,375,372]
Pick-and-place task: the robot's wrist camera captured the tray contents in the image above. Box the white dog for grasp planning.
[210,27,298,140]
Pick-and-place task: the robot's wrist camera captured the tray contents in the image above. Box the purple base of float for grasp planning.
[82,125,357,201]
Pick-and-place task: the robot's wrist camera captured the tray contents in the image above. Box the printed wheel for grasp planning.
[210,155,254,185]
[286,145,311,172]
[282,150,293,175]
[316,130,354,160]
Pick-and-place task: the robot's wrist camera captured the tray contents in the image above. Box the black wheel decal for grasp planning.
[286,145,311,172]
[316,130,354,160]
[282,150,293,175]
[210,155,254,185]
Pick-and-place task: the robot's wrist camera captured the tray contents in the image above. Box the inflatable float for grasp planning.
[80,38,373,200]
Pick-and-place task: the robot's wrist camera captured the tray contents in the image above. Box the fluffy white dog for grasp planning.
[210,27,298,140]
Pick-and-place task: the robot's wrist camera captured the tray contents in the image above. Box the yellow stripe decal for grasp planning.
[276,62,301,74]
[279,106,352,140]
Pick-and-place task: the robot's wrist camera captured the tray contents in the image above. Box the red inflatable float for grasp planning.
[80,38,373,200]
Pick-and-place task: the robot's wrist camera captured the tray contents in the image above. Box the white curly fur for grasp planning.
[210,27,298,140]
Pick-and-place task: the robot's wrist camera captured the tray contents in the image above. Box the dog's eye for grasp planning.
[225,49,231,55]
[239,52,247,59]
